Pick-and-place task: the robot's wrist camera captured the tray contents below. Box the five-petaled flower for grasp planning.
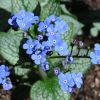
[90,43,100,64]
[58,73,74,92]
[8,10,39,30]
[0,65,12,90]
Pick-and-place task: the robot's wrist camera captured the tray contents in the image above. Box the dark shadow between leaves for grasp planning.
[11,85,30,100]
[33,2,41,17]
[0,8,11,32]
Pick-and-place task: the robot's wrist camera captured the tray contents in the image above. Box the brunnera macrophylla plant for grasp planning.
[0,9,100,99]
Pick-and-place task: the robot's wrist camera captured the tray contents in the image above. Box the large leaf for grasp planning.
[30,77,70,100]
[0,0,38,13]
[40,0,61,20]
[0,30,23,65]
[61,15,83,34]
[66,47,91,73]
[69,58,91,73]
[11,0,38,13]
[0,0,11,12]
[61,15,83,47]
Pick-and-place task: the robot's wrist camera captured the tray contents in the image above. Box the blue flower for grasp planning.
[8,15,18,28]
[0,65,10,78]
[90,43,100,64]
[71,72,83,89]
[66,55,73,63]
[48,33,61,46]
[55,20,68,34]
[31,51,46,65]
[45,15,56,23]
[38,15,61,32]
[8,10,39,30]
[46,24,57,37]
[2,79,13,90]
[42,41,52,53]
[23,39,41,54]
[58,73,74,92]
[54,67,60,75]
[45,15,61,23]
[37,35,43,41]
[40,62,49,71]
[38,20,50,32]
[54,41,69,55]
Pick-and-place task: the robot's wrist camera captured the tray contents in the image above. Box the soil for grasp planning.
[71,65,100,100]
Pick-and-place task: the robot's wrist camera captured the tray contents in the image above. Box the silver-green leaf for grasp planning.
[40,0,61,20]
[11,0,38,13]
[30,77,70,100]
[14,66,30,76]
[0,30,23,65]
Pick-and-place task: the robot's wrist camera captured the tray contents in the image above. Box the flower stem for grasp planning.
[49,55,90,59]
[38,67,48,80]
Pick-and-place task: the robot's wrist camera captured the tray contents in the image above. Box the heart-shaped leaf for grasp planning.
[30,77,70,100]
[0,30,23,65]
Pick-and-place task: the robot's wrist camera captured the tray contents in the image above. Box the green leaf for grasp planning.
[66,47,91,73]
[60,5,77,19]
[68,58,91,73]
[0,30,23,65]
[30,77,70,100]
[0,0,39,13]
[93,22,100,30]
[90,27,98,37]
[61,15,83,34]
[11,0,38,13]
[61,15,83,47]
[0,0,11,12]
[40,0,61,20]
[14,66,30,76]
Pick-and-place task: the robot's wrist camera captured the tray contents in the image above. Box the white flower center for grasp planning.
[55,70,58,73]
[38,55,41,59]
[63,80,67,84]
[53,40,56,43]
[44,25,47,28]
[50,32,54,35]
[30,45,33,48]
[22,23,25,27]
[60,47,63,50]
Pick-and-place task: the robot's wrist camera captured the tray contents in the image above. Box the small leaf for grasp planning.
[14,66,30,76]
[30,77,70,100]
[93,22,100,30]
[40,0,61,20]
[90,27,98,37]
[0,30,23,65]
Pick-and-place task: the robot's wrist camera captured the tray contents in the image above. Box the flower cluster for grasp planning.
[58,72,83,92]
[8,10,39,30]
[90,43,100,64]
[0,65,12,90]
[23,15,69,71]
[8,10,85,93]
